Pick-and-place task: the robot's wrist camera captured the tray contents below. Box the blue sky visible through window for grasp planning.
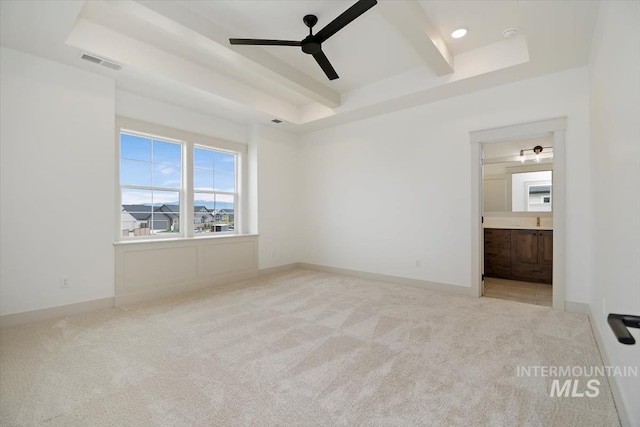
[120,133,235,210]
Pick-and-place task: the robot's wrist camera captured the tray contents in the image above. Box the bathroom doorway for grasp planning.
[469,117,567,311]
[482,136,553,306]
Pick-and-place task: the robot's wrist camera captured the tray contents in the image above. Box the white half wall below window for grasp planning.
[114,235,258,305]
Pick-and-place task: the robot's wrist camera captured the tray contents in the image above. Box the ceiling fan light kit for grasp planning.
[229,0,378,80]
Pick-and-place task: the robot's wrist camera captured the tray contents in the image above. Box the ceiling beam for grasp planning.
[67,19,303,123]
[377,0,454,76]
[119,0,341,108]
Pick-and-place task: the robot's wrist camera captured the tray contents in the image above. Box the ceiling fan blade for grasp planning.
[312,50,339,80]
[314,0,377,44]
[229,38,302,46]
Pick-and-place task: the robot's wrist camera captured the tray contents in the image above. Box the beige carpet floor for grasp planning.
[0,269,619,426]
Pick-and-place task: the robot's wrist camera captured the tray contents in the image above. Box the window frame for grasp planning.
[115,116,247,242]
[193,144,239,236]
[119,130,185,240]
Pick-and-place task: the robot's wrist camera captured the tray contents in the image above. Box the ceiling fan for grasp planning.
[229,0,378,81]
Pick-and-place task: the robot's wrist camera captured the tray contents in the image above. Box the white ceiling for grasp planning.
[0,0,600,133]
[419,0,524,55]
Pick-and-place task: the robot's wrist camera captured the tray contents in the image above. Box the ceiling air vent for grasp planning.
[80,53,122,71]
[271,119,282,124]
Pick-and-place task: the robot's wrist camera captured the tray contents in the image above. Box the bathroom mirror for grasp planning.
[482,136,553,213]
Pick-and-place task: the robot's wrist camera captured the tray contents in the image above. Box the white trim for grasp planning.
[470,117,567,310]
[0,297,114,328]
[258,263,300,276]
[104,263,310,308]
[564,301,591,315]
[297,263,473,296]
[115,116,247,241]
[566,303,629,427]
[551,129,566,310]
[184,136,194,237]
[0,257,292,328]
[116,116,246,153]
[470,117,566,144]
[114,270,259,306]
[112,233,258,247]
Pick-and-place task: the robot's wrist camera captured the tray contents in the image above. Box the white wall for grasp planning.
[483,177,507,212]
[588,1,640,425]
[115,90,248,145]
[0,49,301,316]
[114,94,301,271]
[0,48,115,314]
[299,67,592,302]
[252,125,300,269]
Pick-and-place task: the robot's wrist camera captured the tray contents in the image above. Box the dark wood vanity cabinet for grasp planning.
[537,230,553,265]
[484,229,511,279]
[484,228,552,284]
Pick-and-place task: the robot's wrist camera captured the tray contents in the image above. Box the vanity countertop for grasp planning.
[483,225,553,230]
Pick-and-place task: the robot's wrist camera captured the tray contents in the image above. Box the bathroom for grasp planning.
[482,135,554,306]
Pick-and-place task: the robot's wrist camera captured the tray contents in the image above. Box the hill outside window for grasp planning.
[117,120,243,241]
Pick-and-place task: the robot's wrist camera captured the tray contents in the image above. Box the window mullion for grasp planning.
[184,141,194,238]
[119,125,241,240]
[121,184,180,192]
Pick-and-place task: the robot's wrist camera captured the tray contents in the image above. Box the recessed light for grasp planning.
[451,28,467,39]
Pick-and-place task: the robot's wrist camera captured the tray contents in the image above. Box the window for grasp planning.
[120,132,182,237]
[193,147,237,234]
[117,118,244,240]
[511,171,552,212]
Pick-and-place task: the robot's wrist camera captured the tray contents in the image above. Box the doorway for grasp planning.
[470,118,566,311]
[481,136,554,306]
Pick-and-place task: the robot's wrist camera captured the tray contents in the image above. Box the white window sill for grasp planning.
[113,233,258,246]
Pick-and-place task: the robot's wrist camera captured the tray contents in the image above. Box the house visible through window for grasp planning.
[193,147,237,234]
[118,124,242,240]
[120,132,182,237]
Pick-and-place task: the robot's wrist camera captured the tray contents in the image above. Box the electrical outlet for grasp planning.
[415,259,422,268]
[60,278,69,289]
[602,298,606,316]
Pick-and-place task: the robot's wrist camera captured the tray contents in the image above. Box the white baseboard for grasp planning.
[0,264,299,327]
[258,263,300,277]
[117,264,300,307]
[1,264,629,425]
[564,300,591,315]
[114,269,260,306]
[571,303,630,427]
[0,297,115,328]
[297,263,473,296]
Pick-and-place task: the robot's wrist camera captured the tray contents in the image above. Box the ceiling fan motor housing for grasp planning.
[302,14,322,54]
[302,39,322,55]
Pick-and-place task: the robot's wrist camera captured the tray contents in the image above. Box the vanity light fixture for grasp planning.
[451,28,467,39]
[519,145,551,163]
[533,145,543,162]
